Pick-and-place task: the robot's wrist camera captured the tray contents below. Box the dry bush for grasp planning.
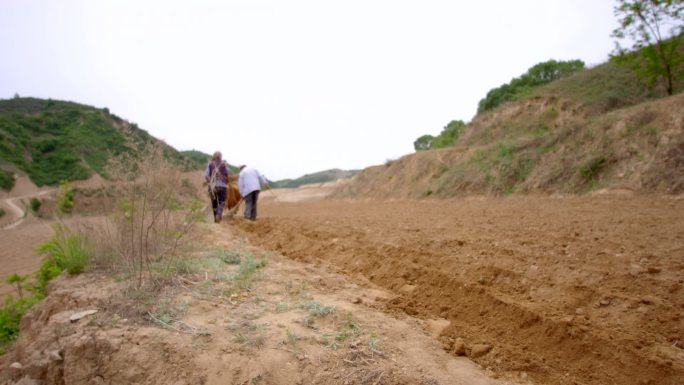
[92,142,204,286]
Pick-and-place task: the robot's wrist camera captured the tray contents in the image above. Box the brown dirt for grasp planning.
[233,194,684,385]
[0,222,511,385]
[0,217,53,297]
[2,187,683,385]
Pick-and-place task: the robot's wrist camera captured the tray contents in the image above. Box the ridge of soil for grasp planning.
[235,195,684,385]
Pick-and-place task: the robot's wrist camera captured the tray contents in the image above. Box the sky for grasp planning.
[0,0,619,181]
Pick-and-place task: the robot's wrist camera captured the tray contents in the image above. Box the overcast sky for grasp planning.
[1,0,618,180]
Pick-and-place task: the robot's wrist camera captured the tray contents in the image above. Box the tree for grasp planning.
[432,120,465,149]
[414,135,435,151]
[477,59,585,114]
[612,0,684,95]
[413,120,466,152]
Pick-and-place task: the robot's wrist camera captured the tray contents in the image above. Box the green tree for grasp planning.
[414,135,435,151]
[432,120,466,149]
[612,0,684,95]
[477,59,585,113]
[413,120,466,151]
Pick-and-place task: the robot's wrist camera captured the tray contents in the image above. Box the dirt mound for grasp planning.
[236,195,684,385]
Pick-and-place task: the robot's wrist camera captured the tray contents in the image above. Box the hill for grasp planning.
[180,149,211,170]
[0,97,196,188]
[270,168,359,188]
[335,60,684,199]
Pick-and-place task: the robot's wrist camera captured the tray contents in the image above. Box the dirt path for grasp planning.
[235,194,684,385]
[1,190,54,230]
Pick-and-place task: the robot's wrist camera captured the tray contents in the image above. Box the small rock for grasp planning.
[352,297,362,304]
[598,298,611,307]
[48,350,62,362]
[10,362,23,379]
[452,339,466,356]
[470,344,492,358]
[70,309,98,322]
[647,267,661,274]
[575,308,585,315]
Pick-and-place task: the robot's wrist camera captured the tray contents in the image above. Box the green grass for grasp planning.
[35,224,91,277]
[299,300,336,317]
[233,254,268,289]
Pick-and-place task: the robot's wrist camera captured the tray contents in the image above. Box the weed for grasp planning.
[56,181,74,214]
[233,333,248,344]
[369,337,380,351]
[5,273,28,298]
[275,302,289,313]
[0,208,5,218]
[498,143,513,158]
[35,223,91,276]
[0,295,40,352]
[299,300,336,317]
[334,312,360,343]
[286,329,299,345]
[221,250,242,265]
[234,254,267,290]
[578,156,607,180]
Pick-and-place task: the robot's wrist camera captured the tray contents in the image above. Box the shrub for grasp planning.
[0,295,40,351]
[94,141,204,286]
[35,223,91,275]
[0,169,14,191]
[579,156,608,181]
[29,198,41,213]
[0,208,5,218]
[56,181,74,214]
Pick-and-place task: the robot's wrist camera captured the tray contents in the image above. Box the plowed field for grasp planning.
[236,194,684,385]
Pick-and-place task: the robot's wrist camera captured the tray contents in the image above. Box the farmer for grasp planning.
[237,165,268,220]
[204,151,231,223]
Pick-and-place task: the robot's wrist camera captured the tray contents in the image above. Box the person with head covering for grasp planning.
[237,165,268,220]
[204,151,231,223]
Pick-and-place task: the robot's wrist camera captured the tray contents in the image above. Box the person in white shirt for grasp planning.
[237,165,269,220]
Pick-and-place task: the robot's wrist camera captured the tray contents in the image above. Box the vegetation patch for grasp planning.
[0,97,198,186]
[578,155,609,182]
[0,169,15,191]
[234,254,268,290]
[0,223,91,352]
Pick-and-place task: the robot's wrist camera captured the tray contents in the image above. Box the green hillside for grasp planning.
[0,97,195,188]
[180,149,211,169]
[271,169,359,188]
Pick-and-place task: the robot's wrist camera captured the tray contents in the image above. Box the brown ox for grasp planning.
[225,175,241,211]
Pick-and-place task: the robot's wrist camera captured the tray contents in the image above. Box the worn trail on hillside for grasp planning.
[236,195,684,385]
